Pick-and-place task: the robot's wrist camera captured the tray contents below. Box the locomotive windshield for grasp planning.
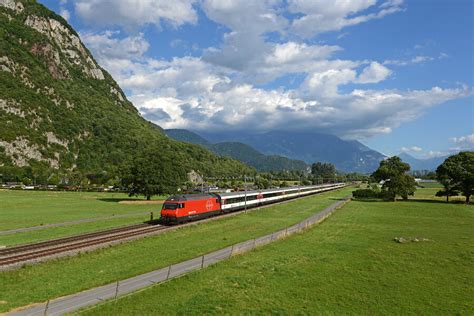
[163,203,178,210]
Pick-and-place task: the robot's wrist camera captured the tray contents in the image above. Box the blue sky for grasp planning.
[39,0,473,158]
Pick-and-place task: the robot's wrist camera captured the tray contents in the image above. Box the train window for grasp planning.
[225,197,246,204]
[179,203,185,208]
[163,203,178,210]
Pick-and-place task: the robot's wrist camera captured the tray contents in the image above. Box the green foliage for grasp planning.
[254,176,271,189]
[352,189,380,199]
[436,151,474,203]
[345,172,370,181]
[435,188,459,201]
[311,162,336,178]
[121,146,187,199]
[372,156,417,201]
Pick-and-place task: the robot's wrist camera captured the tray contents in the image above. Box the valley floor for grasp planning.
[0,188,353,313]
[79,188,473,315]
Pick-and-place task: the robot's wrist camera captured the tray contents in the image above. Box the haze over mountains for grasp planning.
[166,129,387,173]
[398,153,448,172]
[165,129,309,173]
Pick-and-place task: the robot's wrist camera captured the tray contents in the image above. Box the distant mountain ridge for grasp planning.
[166,129,385,173]
[399,152,447,171]
[165,129,309,172]
[196,130,386,173]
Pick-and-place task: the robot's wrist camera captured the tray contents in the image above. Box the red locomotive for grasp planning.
[161,194,221,224]
[160,183,346,224]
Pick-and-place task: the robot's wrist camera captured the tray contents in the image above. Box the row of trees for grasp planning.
[354,151,473,203]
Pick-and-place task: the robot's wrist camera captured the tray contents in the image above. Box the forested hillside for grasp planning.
[0,0,254,185]
[165,129,309,172]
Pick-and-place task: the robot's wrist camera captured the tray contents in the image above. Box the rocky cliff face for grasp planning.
[0,0,129,173]
[0,0,252,183]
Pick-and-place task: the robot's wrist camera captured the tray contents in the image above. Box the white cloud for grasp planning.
[74,0,197,29]
[401,146,422,152]
[79,29,472,140]
[450,134,474,151]
[384,54,448,66]
[80,31,149,61]
[59,8,70,21]
[451,134,474,144]
[357,62,392,84]
[202,0,287,34]
[74,1,471,141]
[426,150,449,158]
[301,68,357,99]
[288,0,404,38]
[204,34,343,83]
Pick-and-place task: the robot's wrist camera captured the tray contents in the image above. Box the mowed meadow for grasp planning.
[0,190,165,245]
[79,185,473,315]
[0,187,353,313]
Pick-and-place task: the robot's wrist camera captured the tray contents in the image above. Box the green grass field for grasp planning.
[0,187,353,313]
[0,190,165,231]
[79,187,473,315]
[0,214,151,246]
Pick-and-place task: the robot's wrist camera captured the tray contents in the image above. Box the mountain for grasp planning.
[211,142,308,172]
[197,130,385,173]
[165,129,211,147]
[399,153,447,171]
[0,0,253,183]
[165,129,308,172]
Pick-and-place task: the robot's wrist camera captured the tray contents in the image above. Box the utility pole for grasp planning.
[244,174,247,212]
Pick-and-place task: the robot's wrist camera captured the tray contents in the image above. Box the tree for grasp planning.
[254,176,270,189]
[435,152,474,204]
[372,156,417,201]
[311,162,336,183]
[121,146,187,200]
[435,188,459,202]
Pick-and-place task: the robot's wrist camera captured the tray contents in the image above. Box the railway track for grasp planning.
[0,223,166,267]
[0,223,150,256]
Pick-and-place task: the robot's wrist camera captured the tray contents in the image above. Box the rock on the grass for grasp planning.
[394,237,407,243]
[394,237,431,243]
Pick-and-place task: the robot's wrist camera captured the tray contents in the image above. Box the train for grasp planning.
[160,183,346,224]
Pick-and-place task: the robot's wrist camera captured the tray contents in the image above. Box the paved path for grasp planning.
[8,196,350,316]
[0,213,151,236]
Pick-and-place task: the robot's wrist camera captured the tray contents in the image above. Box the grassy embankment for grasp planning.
[0,190,166,245]
[80,186,473,315]
[0,187,353,313]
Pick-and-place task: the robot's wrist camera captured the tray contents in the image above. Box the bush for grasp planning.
[352,188,396,201]
[352,189,380,199]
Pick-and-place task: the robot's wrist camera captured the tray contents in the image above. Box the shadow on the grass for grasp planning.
[97,198,145,203]
[329,197,349,201]
[352,197,469,205]
[402,198,467,205]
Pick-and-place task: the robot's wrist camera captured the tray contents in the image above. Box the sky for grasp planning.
[39,0,473,158]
